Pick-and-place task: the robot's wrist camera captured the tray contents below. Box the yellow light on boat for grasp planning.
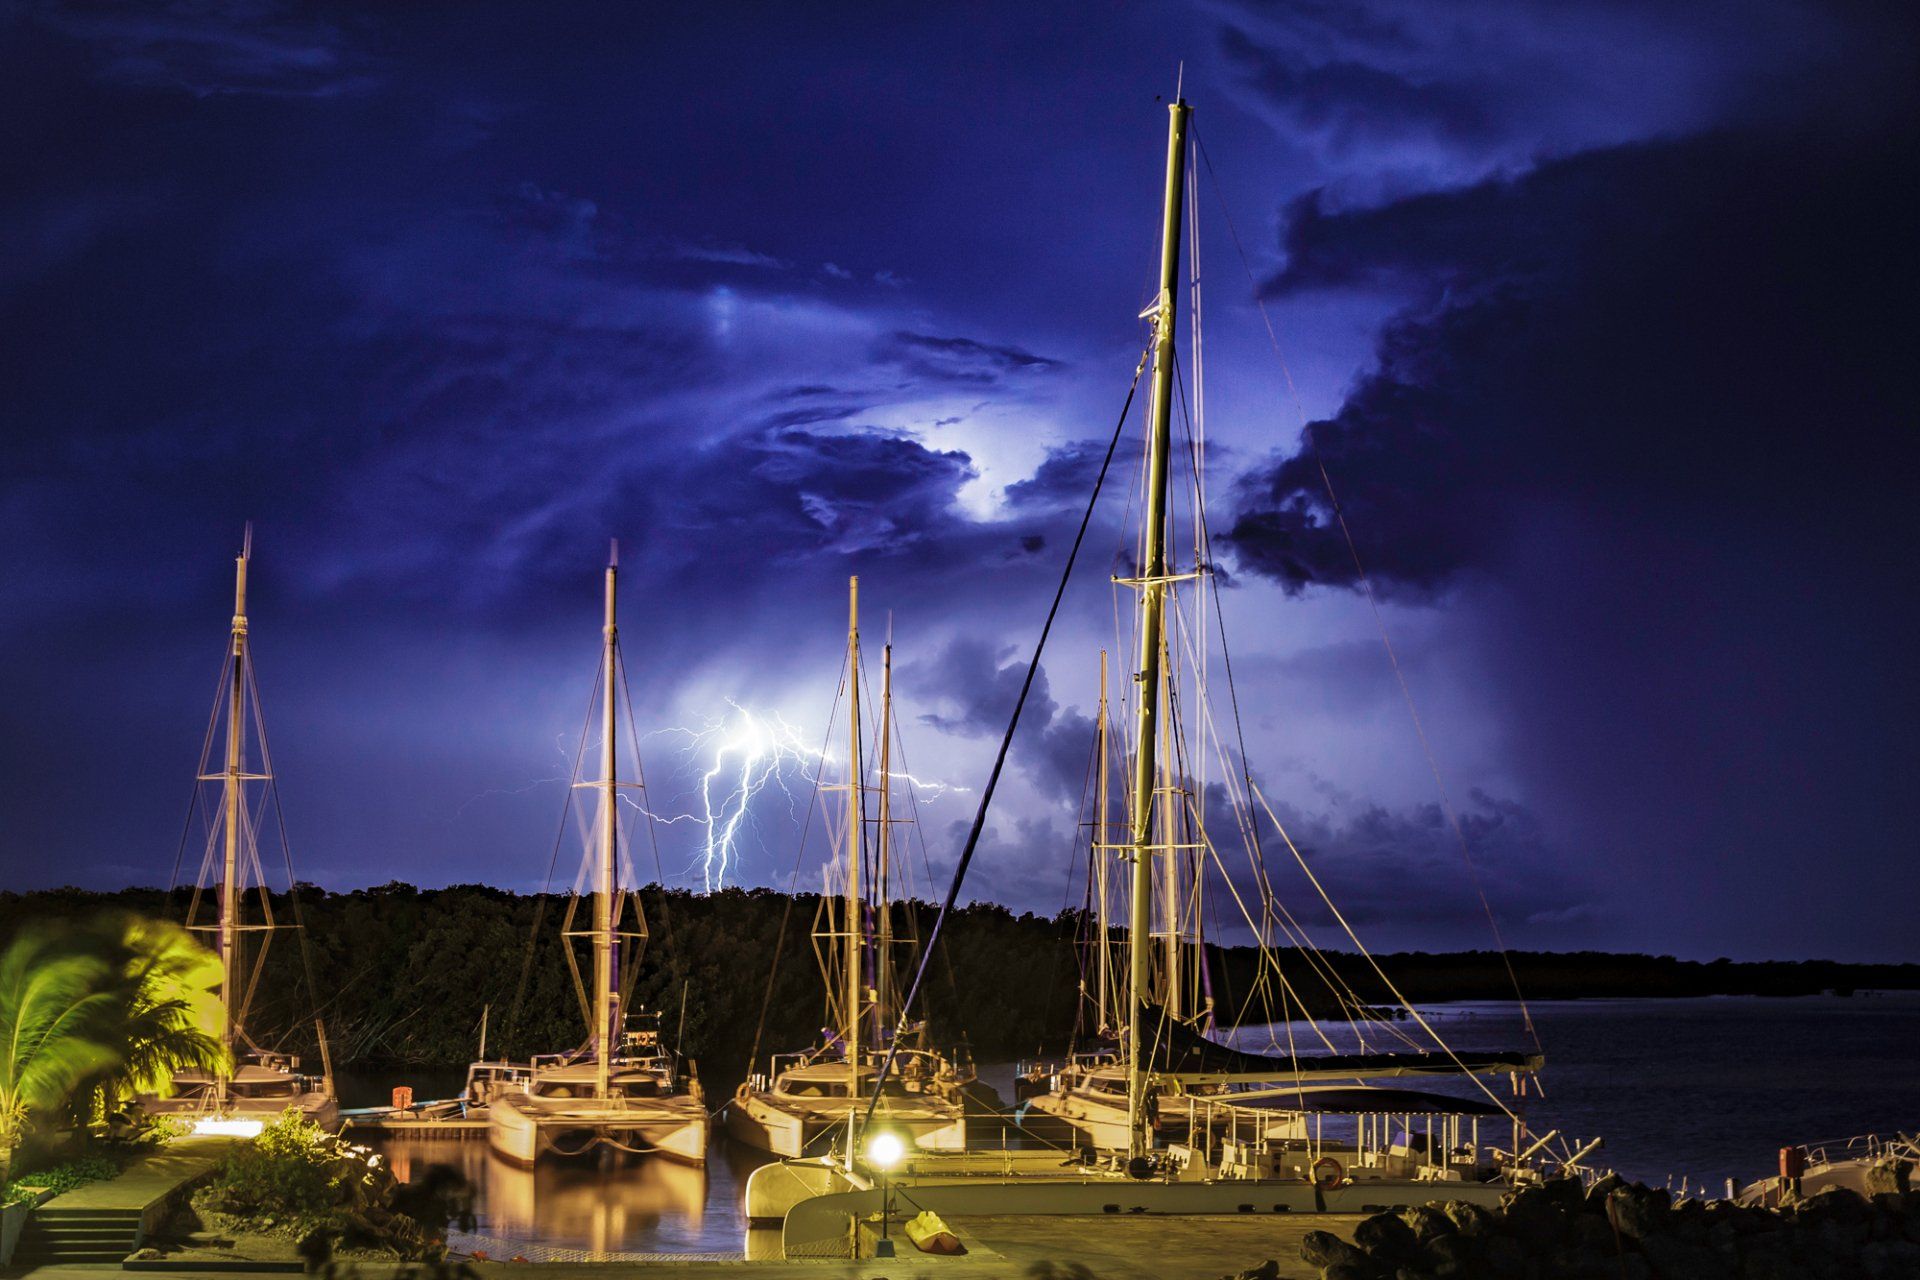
[865,1130,906,1170]
[193,1117,265,1138]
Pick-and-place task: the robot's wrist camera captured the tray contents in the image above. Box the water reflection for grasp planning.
[370,1135,770,1257]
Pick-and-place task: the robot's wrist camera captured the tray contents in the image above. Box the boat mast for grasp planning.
[875,639,895,1048]
[217,529,251,1092]
[594,548,619,1099]
[1125,97,1189,1163]
[844,577,865,1094]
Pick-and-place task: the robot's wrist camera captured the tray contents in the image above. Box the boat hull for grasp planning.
[725,1089,965,1160]
[486,1091,709,1166]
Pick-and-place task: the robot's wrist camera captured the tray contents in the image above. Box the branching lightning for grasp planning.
[638,700,967,891]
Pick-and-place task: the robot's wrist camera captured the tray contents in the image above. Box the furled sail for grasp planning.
[1138,1004,1542,1083]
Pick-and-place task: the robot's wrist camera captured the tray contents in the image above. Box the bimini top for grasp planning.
[1140,1005,1543,1083]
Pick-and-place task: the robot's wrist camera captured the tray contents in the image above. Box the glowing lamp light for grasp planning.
[194,1117,265,1137]
[865,1130,906,1170]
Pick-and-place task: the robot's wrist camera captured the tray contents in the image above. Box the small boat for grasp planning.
[1737,1133,1918,1207]
[484,549,707,1166]
[140,531,339,1133]
[726,579,969,1159]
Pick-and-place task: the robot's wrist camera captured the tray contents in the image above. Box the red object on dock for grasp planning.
[392,1086,414,1111]
[1779,1146,1806,1180]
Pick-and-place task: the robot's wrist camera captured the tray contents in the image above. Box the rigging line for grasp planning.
[165,653,230,907]
[741,650,845,1082]
[243,655,329,1058]
[1193,124,1539,1052]
[1249,780,1529,1125]
[508,660,600,1038]
[863,344,1152,1127]
[615,637,680,999]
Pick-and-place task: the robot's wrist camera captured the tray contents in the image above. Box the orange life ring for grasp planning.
[1312,1156,1345,1189]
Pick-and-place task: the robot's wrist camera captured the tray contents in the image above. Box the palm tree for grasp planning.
[78,915,228,1122]
[0,927,119,1184]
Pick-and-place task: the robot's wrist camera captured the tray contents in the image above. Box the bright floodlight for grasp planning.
[866,1130,906,1170]
[194,1117,265,1137]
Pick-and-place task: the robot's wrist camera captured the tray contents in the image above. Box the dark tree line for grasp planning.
[2,885,1912,1087]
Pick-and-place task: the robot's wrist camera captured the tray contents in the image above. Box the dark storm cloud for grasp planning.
[673,427,978,562]
[1242,782,1592,935]
[1220,71,1920,954]
[1218,24,1498,155]
[1225,116,1916,595]
[1003,437,1144,511]
[907,639,1094,805]
[877,332,1064,385]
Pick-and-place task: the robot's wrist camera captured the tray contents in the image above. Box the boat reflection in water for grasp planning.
[371,1137,767,1257]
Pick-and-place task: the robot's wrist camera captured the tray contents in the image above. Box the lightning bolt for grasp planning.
[637,700,967,891]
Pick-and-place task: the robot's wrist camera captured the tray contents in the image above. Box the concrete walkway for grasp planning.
[38,1136,237,1217]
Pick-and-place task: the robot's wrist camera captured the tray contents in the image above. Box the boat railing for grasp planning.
[1800,1131,1920,1167]
[1186,1092,1511,1184]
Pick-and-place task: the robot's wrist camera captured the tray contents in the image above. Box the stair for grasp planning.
[13,1207,145,1265]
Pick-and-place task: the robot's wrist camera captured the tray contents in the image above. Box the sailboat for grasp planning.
[748,97,1588,1251]
[725,578,969,1159]
[140,530,339,1132]
[485,550,709,1166]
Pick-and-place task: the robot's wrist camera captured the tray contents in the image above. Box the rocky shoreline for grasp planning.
[1273,1175,1920,1279]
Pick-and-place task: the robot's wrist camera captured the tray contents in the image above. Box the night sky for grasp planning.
[4,1,1915,962]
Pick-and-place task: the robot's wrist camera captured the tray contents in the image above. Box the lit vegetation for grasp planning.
[0,914,225,1185]
[190,1109,461,1259]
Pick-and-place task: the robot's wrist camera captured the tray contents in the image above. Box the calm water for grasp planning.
[350,994,1919,1257]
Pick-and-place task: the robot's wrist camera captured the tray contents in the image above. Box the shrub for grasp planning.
[4,1154,120,1204]
[192,1109,452,1259]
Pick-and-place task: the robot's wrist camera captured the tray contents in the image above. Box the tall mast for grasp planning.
[217,529,251,1083]
[594,548,619,1099]
[875,640,895,1047]
[1160,626,1181,1021]
[1125,97,1189,1162]
[844,577,864,1093]
[1094,650,1111,1034]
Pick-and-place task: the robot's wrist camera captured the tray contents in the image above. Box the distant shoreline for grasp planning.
[2,883,1914,1074]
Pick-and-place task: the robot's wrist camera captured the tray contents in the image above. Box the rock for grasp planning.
[1609,1185,1673,1241]
[1482,1234,1524,1278]
[1421,1236,1473,1278]
[1353,1212,1421,1263]
[1504,1188,1569,1252]
[1540,1174,1588,1211]
[1402,1206,1454,1245]
[1568,1211,1616,1255]
[1642,1234,1733,1279]
[1860,1239,1920,1279]
[1301,1230,1371,1270]
[1323,1266,1378,1280]
[1863,1162,1912,1197]
[1442,1199,1494,1238]
[1232,1262,1279,1280]
[1738,1244,1801,1280]
[1586,1173,1626,1213]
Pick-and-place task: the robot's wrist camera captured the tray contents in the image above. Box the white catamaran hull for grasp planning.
[725,1090,965,1159]
[487,1089,708,1166]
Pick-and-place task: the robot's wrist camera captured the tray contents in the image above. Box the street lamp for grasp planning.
[865,1129,906,1258]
